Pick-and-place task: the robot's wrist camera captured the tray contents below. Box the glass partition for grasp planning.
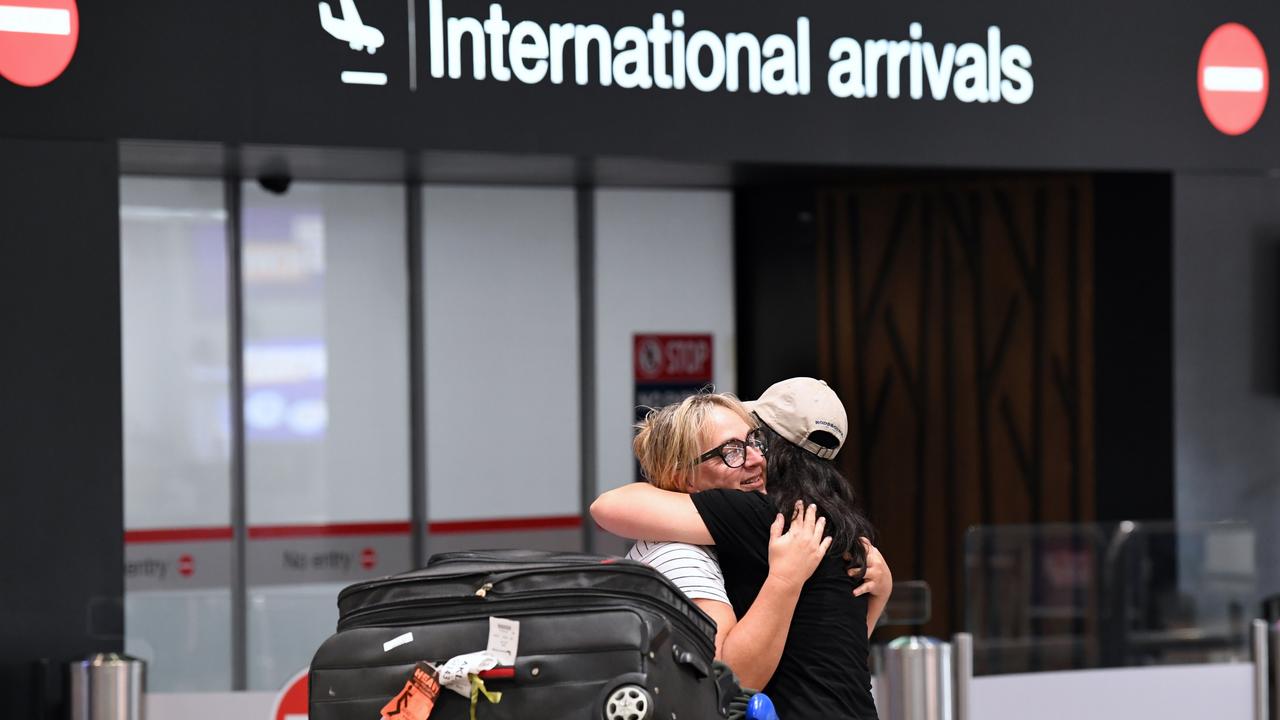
[241,180,411,690]
[118,177,763,694]
[120,177,233,691]
[422,185,580,534]
[964,521,1257,675]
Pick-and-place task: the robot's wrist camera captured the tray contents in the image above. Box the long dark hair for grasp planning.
[763,427,876,567]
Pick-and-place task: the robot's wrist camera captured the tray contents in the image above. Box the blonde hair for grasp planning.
[633,393,756,492]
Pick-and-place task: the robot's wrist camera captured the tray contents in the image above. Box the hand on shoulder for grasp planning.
[766,501,833,591]
[848,537,892,599]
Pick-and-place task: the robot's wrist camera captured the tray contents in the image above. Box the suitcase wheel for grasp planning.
[603,684,655,720]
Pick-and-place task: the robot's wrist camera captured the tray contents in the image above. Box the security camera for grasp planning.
[257,173,292,195]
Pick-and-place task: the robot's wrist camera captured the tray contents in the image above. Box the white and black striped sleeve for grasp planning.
[625,540,731,605]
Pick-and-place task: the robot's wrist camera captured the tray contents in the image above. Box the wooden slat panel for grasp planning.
[816,177,1096,658]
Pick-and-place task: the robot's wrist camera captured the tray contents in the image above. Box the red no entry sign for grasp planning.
[272,668,310,720]
[1198,23,1269,136]
[0,0,78,87]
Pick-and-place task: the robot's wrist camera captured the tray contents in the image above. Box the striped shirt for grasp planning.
[626,540,731,605]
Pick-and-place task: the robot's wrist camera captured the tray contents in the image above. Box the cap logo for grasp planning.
[813,418,845,438]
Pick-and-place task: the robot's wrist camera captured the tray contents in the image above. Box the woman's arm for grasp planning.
[717,506,829,689]
[850,538,893,636]
[695,598,738,660]
[606,494,830,689]
[595,487,832,686]
[589,483,713,545]
[689,506,830,689]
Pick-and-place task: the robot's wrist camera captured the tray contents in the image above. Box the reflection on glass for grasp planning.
[120,177,233,691]
[242,207,329,446]
[242,181,411,691]
[964,521,1257,675]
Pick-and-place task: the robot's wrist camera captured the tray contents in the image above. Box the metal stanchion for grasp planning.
[876,632,973,720]
[1254,619,1270,720]
[952,633,972,720]
[880,636,959,720]
[1270,620,1280,720]
[69,654,145,720]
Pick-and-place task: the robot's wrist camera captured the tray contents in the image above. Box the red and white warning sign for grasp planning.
[634,334,714,383]
[272,668,310,720]
[177,554,195,578]
[0,0,78,87]
[1198,22,1269,136]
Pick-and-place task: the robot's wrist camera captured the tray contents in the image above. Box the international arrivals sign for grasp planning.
[384,3,1035,105]
[3,0,1280,171]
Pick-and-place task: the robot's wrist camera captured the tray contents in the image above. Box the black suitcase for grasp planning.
[308,549,741,720]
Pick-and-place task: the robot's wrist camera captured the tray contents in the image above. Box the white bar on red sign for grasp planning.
[0,5,71,35]
[341,71,388,85]
[1203,66,1265,93]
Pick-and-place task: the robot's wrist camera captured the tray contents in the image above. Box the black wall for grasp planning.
[0,139,123,720]
[734,185,822,400]
[1093,173,1175,522]
[5,1,1280,171]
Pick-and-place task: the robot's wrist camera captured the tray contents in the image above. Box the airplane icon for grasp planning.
[318,0,384,54]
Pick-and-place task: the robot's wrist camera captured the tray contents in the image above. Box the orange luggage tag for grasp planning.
[381,661,442,720]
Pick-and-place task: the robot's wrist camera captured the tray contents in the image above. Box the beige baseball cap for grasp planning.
[744,377,848,459]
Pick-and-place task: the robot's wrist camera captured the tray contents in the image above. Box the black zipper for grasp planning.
[344,563,706,619]
[339,598,645,636]
[338,568,497,604]
[338,560,614,603]
[339,582,714,659]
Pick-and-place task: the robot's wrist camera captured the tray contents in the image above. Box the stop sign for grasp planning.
[1198,22,1269,136]
[0,0,79,87]
[272,668,309,720]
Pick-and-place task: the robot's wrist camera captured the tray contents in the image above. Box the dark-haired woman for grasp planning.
[591,378,884,720]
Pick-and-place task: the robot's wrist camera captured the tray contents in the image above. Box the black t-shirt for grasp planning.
[691,489,877,720]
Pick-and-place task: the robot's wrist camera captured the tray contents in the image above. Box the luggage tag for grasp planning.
[486,617,519,666]
[428,618,519,720]
[434,650,504,720]
[434,616,520,695]
[380,661,442,720]
[436,651,500,696]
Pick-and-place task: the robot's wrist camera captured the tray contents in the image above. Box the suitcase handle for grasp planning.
[671,643,710,678]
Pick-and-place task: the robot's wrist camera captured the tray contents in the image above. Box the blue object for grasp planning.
[746,693,779,720]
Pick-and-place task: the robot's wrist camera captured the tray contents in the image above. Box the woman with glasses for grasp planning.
[591,379,884,719]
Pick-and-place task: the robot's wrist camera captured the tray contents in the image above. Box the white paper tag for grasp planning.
[487,616,520,665]
[434,651,499,697]
[382,632,414,653]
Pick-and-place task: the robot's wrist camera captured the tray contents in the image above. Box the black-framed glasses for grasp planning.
[696,427,768,468]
